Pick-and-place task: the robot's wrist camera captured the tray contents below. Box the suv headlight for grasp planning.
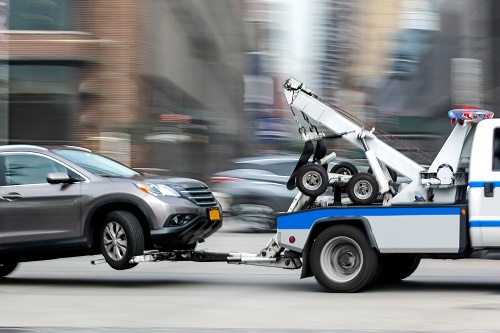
[135,183,181,197]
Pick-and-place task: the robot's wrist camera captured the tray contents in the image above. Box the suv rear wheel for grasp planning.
[100,210,145,270]
[0,262,18,278]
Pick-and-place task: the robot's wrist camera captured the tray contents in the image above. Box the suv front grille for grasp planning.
[181,186,218,207]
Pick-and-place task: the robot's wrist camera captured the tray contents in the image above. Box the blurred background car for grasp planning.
[210,154,370,231]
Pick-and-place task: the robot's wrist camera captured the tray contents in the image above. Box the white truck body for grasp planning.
[274,78,500,292]
[277,205,466,254]
[278,116,500,255]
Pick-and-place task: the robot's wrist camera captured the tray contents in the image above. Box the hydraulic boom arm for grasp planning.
[283,78,425,196]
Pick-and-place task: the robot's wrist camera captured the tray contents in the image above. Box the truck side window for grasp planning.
[493,128,500,171]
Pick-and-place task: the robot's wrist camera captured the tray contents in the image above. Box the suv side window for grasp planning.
[4,154,68,186]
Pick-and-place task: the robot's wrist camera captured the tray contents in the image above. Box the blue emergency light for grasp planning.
[448,108,494,123]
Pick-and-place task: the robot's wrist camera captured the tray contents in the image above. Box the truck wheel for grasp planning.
[101,210,144,270]
[310,225,380,292]
[0,262,18,278]
[346,173,379,205]
[330,162,358,176]
[377,254,421,283]
[296,164,329,197]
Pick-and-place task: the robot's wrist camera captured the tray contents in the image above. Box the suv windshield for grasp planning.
[53,149,139,178]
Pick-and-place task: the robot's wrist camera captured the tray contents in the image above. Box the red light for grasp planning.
[487,113,493,119]
[210,177,243,183]
[464,113,473,119]
[289,236,296,243]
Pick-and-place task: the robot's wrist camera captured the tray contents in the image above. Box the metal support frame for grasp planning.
[123,249,302,270]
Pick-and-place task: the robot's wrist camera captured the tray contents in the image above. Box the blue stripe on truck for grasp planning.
[469,220,500,227]
[277,206,461,230]
[469,181,500,188]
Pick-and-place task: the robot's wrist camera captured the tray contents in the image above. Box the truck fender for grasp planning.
[299,216,379,279]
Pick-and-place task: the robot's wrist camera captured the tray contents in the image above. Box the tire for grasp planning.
[367,167,397,182]
[0,262,18,278]
[100,210,145,270]
[377,254,421,283]
[330,162,358,176]
[346,172,379,205]
[296,164,329,197]
[310,225,380,292]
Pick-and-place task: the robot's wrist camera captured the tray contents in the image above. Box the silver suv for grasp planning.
[0,145,222,277]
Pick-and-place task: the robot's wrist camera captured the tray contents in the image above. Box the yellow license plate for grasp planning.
[208,208,221,221]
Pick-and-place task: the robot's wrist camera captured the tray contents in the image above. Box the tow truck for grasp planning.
[98,77,500,293]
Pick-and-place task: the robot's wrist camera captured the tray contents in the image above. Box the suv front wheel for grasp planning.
[100,211,145,270]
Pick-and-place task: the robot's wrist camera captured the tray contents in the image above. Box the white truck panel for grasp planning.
[277,206,463,253]
[368,214,460,252]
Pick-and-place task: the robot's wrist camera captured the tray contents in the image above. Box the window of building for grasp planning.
[8,0,74,31]
[8,64,77,144]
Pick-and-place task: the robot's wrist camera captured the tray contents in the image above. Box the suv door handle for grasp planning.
[2,193,22,201]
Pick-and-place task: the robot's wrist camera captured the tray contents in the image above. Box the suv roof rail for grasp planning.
[62,145,92,153]
[0,144,49,152]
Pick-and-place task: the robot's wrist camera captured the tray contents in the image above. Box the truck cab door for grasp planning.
[469,121,500,247]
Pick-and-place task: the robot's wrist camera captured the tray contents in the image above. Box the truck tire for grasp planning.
[0,262,18,278]
[330,162,358,176]
[346,173,379,205]
[296,164,329,197]
[310,225,380,292]
[100,210,145,270]
[377,254,421,283]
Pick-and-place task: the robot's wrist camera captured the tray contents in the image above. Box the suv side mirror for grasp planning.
[47,172,73,184]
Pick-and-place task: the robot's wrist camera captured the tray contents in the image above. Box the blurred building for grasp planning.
[242,0,297,153]
[296,0,360,103]
[335,0,403,127]
[372,0,452,164]
[147,0,247,180]
[373,0,500,164]
[354,0,404,84]
[1,0,247,181]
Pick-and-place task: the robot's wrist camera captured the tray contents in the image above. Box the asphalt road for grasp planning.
[1,221,500,333]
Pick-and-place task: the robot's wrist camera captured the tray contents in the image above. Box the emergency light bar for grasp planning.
[447,109,494,123]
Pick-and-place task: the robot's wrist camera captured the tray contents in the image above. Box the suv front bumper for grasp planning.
[150,214,222,249]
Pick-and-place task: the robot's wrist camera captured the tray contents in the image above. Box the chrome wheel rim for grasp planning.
[103,222,127,261]
[354,180,373,200]
[320,236,363,282]
[303,171,323,191]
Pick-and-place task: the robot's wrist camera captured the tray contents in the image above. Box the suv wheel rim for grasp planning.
[103,221,127,261]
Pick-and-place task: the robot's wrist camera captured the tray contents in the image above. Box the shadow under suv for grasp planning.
[0,145,222,277]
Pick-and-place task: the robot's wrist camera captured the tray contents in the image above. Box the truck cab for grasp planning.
[469,118,500,248]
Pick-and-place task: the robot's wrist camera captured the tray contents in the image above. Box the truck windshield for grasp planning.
[53,149,139,178]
